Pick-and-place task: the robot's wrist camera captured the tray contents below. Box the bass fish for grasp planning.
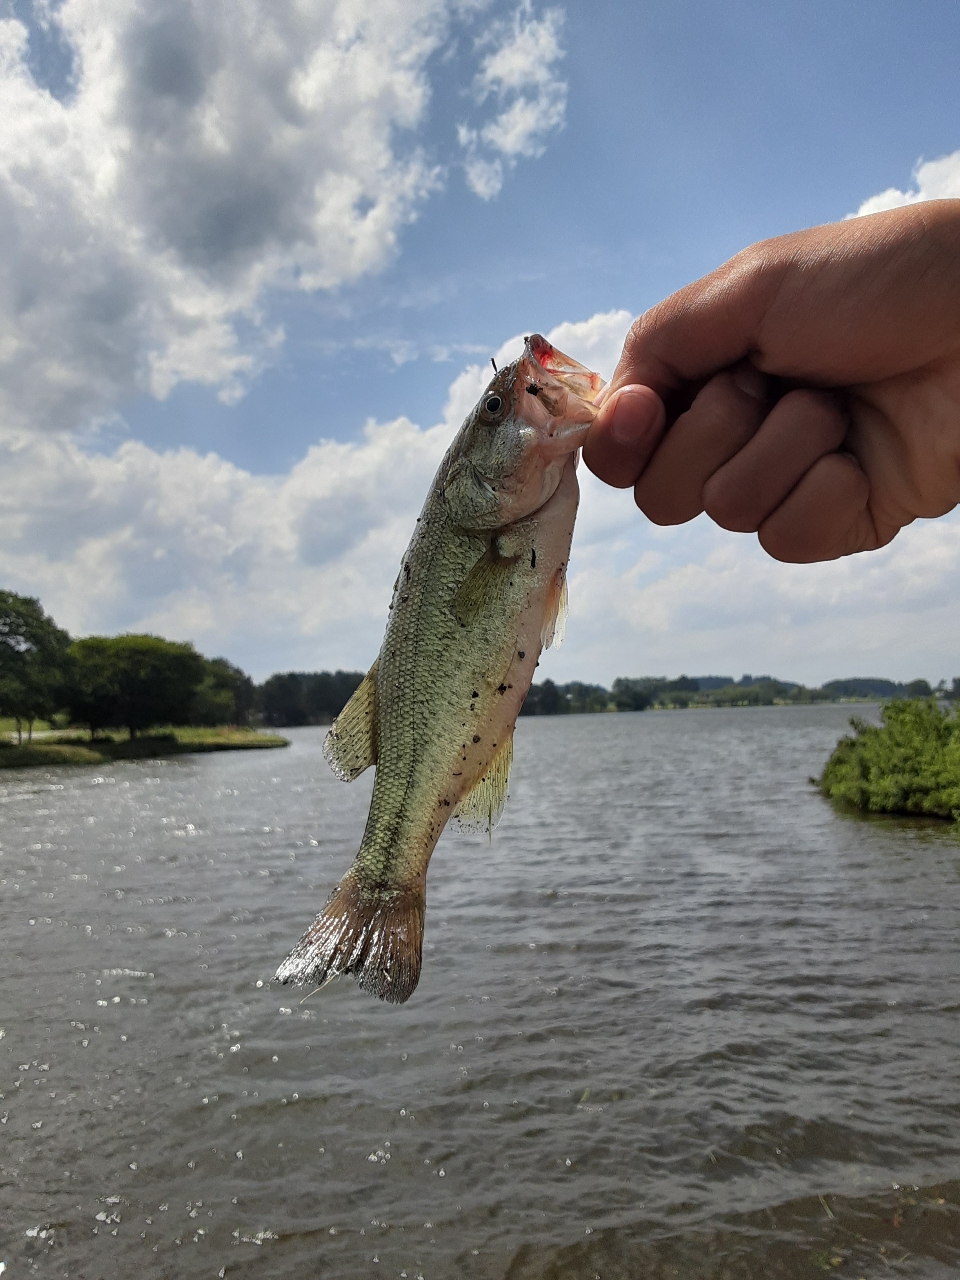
[275,335,604,1002]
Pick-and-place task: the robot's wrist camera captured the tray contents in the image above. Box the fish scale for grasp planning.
[275,335,604,1002]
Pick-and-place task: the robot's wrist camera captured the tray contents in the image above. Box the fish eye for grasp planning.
[481,393,504,420]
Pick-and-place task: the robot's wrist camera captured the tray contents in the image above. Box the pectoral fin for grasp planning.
[454,542,521,627]
[541,568,568,649]
[454,734,513,835]
[323,660,378,781]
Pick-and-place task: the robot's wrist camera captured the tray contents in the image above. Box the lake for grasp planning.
[2,705,959,1278]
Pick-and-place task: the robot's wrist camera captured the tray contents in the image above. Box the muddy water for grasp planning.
[1,705,959,1277]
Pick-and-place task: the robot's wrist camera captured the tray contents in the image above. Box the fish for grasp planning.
[275,335,604,1002]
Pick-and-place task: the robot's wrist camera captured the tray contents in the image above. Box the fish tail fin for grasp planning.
[274,869,425,1004]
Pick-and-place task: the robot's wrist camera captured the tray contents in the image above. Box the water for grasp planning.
[2,705,959,1278]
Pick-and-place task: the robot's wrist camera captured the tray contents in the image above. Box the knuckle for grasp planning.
[775,388,848,440]
[702,473,761,533]
[635,478,701,526]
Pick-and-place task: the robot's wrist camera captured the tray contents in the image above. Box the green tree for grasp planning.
[302,670,365,722]
[255,670,365,726]
[904,678,933,699]
[258,672,308,726]
[191,657,255,726]
[611,677,654,711]
[562,681,611,713]
[66,635,206,738]
[519,678,564,715]
[0,592,71,742]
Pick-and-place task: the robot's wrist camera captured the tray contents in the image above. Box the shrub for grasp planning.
[818,699,960,818]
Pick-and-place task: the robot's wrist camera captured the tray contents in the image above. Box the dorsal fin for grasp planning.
[322,660,378,781]
[541,568,568,649]
[453,734,513,835]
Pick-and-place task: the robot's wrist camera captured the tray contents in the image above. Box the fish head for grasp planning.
[442,334,605,531]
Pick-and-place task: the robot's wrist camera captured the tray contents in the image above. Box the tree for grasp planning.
[562,681,611,713]
[302,670,364,721]
[191,657,255,726]
[0,592,71,742]
[519,678,565,715]
[258,672,308,726]
[66,635,206,738]
[255,670,365,726]
[611,677,654,712]
[904,678,933,699]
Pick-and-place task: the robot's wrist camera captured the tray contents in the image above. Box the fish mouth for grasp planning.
[525,334,605,403]
[521,334,605,455]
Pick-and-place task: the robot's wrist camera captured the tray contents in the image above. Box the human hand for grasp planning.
[583,200,960,561]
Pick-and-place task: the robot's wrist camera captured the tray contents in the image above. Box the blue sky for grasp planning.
[1,0,959,682]
[112,0,960,470]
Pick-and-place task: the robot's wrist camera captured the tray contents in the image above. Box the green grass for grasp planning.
[0,725,288,769]
[0,717,56,737]
[0,743,107,767]
[818,699,960,819]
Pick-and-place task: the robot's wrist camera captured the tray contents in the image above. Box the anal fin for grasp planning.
[323,660,378,781]
[454,734,513,835]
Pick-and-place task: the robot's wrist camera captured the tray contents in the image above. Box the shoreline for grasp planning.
[0,727,289,769]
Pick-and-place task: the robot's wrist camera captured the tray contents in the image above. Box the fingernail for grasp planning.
[608,386,659,445]
[733,362,768,401]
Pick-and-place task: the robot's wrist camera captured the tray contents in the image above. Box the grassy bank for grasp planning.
[818,699,960,819]
[0,725,288,769]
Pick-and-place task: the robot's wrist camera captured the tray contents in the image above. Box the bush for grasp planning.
[818,698,960,818]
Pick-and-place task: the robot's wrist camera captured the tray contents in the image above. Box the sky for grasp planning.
[1,0,960,684]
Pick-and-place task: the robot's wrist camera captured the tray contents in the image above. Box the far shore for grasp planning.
[0,725,288,769]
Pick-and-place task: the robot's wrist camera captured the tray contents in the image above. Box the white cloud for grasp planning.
[0,0,568,435]
[851,149,960,216]
[2,306,959,687]
[459,2,566,199]
[564,478,960,685]
[0,414,454,677]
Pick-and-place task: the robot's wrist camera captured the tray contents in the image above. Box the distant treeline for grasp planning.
[258,670,953,725]
[258,670,365,726]
[518,673,947,715]
[4,588,955,740]
[0,589,370,740]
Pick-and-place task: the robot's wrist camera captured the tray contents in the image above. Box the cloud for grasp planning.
[458,2,566,199]
[566,476,960,685]
[0,0,568,435]
[0,311,626,678]
[851,149,960,216]
[2,306,959,686]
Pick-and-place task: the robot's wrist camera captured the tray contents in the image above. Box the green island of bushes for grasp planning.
[818,698,960,820]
